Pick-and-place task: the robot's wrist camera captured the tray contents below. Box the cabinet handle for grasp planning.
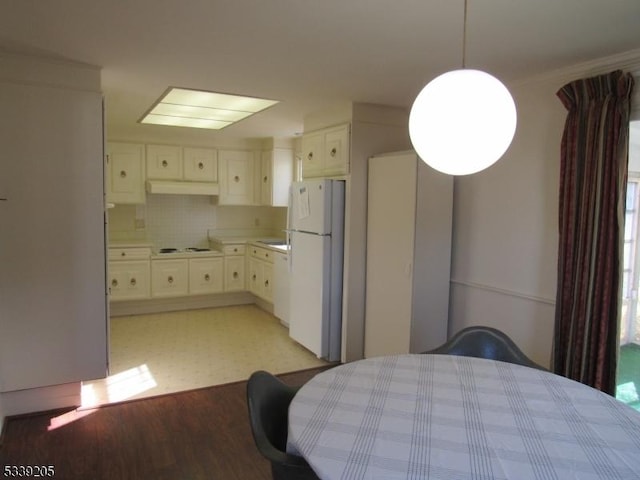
[330,147,337,157]
[204,273,210,281]
[233,271,239,279]
[111,279,118,287]
[264,279,269,287]
[120,170,127,178]
[130,278,137,286]
[233,248,238,253]
[266,253,269,258]
[263,175,268,183]
[307,152,313,161]
[168,275,174,284]
[162,160,168,168]
[234,175,240,182]
[252,274,257,280]
[198,162,204,170]
[121,251,126,257]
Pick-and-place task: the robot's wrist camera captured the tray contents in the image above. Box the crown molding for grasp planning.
[511,47,640,89]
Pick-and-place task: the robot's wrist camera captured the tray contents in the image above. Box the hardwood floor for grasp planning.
[0,368,329,480]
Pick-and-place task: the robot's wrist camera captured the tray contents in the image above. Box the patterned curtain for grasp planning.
[553,70,634,394]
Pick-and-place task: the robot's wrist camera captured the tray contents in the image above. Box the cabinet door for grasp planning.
[106,142,145,204]
[224,256,246,292]
[218,150,256,205]
[247,257,263,297]
[109,261,151,300]
[147,144,182,180]
[183,147,218,182]
[323,125,350,176]
[189,257,223,295]
[151,259,189,297]
[261,148,293,207]
[301,131,324,178]
[262,262,274,302]
[364,153,417,357]
[260,150,273,206]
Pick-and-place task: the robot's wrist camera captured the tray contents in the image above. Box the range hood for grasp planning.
[146,180,219,196]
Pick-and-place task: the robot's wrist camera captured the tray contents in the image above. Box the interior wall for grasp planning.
[448,55,640,367]
[0,395,5,434]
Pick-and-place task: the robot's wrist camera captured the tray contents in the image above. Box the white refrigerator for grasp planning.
[287,179,345,362]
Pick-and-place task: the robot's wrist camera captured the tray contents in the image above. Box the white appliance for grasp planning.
[287,179,345,362]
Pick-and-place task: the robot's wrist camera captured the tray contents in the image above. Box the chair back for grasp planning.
[425,326,546,370]
[246,370,320,480]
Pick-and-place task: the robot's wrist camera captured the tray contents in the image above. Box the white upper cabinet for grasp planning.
[146,144,182,180]
[301,123,350,178]
[300,130,324,178]
[183,147,218,182]
[261,147,293,207]
[218,149,256,205]
[106,142,146,204]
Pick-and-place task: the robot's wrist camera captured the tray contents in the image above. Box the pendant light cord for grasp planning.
[462,0,468,69]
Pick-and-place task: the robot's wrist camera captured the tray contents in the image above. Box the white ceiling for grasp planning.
[2,0,640,145]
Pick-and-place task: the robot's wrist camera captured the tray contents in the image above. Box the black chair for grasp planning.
[424,326,547,370]
[246,370,320,480]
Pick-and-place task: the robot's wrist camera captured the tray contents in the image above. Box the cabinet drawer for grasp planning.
[249,245,273,262]
[222,244,246,256]
[109,247,152,261]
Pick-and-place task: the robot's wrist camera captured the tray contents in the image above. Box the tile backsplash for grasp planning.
[108,195,286,248]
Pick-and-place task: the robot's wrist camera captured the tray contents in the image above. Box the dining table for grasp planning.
[287,353,640,479]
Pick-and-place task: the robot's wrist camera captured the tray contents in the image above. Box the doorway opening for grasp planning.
[617,120,640,411]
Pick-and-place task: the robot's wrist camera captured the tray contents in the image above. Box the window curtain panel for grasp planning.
[553,70,634,394]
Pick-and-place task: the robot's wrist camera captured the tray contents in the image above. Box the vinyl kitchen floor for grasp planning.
[81,305,329,408]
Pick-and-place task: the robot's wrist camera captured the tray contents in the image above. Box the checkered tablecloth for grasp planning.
[287,354,640,479]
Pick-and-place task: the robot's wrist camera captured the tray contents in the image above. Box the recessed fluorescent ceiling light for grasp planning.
[139,87,279,130]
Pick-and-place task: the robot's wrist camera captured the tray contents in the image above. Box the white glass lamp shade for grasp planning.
[409,69,517,175]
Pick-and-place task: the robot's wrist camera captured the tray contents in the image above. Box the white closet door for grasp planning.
[0,81,107,391]
[364,153,417,357]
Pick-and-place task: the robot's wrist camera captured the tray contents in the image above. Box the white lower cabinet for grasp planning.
[151,259,189,297]
[272,251,290,325]
[108,246,152,301]
[248,245,274,302]
[109,261,151,300]
[189,257,223,295]
[224,255,246,292]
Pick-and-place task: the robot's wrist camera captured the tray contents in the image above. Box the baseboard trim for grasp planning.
[109,291,258,316]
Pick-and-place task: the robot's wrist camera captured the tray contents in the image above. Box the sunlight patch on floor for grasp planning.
[82,364,157,408]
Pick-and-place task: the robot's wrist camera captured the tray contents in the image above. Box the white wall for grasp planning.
[0,394,5,434]
[448,51,640,367]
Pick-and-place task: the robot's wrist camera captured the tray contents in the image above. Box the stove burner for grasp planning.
[158,247,211,254]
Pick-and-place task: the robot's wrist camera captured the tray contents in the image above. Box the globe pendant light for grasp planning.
[409,0,517,176]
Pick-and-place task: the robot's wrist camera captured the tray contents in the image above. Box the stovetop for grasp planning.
[153,247,222,258]
[158,247,211,254]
